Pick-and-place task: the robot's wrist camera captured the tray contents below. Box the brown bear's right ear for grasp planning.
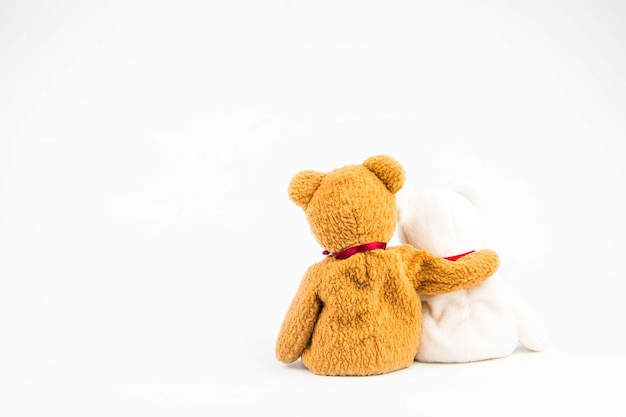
[362,155,406,194]
[288,170,326,209]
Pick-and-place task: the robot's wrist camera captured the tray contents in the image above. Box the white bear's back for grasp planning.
[417,276,519,363]
[397,185,546,362]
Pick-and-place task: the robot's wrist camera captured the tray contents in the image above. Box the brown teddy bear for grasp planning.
[275,155,501,376]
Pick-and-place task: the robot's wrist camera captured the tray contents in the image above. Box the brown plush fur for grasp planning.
[275,155,500,376]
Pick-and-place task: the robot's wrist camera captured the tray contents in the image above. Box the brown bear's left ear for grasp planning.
[363,155,406,194]
[288,170,326,209]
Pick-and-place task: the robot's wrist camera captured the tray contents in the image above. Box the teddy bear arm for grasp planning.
[275,271,322,364]
[416,249,501,295]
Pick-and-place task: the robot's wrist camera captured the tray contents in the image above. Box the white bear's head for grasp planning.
[396,184,483,259]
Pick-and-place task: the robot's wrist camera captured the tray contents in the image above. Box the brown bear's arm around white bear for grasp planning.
[395,245,501,295]
[275,266,322,364]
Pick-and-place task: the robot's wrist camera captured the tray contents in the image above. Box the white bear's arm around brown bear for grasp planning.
[275,267,322,364]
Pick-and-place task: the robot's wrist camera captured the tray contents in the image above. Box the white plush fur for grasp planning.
[396,185,548,363]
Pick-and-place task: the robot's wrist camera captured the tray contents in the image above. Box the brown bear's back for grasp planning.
[301,249,421,376]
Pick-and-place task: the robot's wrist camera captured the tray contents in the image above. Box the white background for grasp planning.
[1,1,625,415]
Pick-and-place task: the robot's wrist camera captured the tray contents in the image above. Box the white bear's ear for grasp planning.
[437,176,484,210]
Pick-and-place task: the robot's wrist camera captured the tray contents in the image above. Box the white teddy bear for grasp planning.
[396,182,548,363]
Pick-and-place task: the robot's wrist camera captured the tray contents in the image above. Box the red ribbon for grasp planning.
[444,250,475,261]
[322,242,387,260]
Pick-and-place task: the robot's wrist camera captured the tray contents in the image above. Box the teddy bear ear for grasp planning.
[362,155,406,194]
[288,170,326,209]
[437,176,484,210]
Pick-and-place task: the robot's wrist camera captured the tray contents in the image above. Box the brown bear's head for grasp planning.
[288,155,406,255]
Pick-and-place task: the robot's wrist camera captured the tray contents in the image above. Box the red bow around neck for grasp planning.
[322,242,387,260]
[443,250,475,261]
